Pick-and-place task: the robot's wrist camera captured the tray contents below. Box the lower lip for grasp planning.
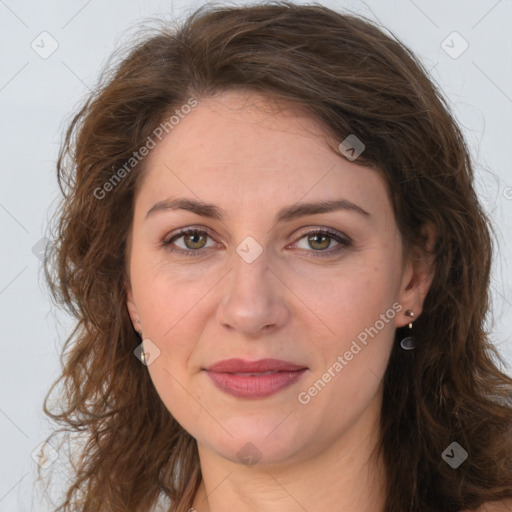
[205,369,308,399]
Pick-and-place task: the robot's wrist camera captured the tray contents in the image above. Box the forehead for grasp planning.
[136,90,389,219]
[149,91,338,171]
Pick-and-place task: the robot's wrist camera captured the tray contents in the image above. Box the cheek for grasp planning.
[138,270,211,426]
[295,251,400,396]
[132,253,213,338]
[288,250,401,342]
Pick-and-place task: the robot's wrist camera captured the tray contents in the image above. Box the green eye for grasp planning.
[294,229,352,257]
[163,228,216,256]
[163,227,352,258]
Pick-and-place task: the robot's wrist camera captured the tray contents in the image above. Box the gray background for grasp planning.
[1,0,511,510]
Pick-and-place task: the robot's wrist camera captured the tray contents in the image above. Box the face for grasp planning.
[125,90,428,467]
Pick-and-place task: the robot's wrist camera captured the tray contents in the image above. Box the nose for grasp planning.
[215,247,290,337]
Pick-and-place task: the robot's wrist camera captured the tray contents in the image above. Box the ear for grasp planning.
[125,278,141,331]
[396,222,437,328]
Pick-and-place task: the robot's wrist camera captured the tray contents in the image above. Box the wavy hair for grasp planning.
[42,2,512,511]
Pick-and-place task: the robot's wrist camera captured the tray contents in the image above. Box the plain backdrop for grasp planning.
[0,0,511,510]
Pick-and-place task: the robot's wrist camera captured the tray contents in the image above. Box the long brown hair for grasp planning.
[42,2,512,511]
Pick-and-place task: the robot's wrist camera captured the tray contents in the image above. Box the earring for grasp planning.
[140,343,146,365]
[134,319,146,362]
[399,310,416,350]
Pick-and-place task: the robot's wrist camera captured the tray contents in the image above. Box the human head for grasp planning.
[44,3,511,512]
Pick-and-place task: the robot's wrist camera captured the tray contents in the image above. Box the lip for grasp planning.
[205,358,307,373]
[204,358,308,399]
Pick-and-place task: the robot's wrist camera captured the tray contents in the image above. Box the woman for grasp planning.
[42,2,512,511]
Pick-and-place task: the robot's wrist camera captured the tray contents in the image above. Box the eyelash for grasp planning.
[162,226,353,258]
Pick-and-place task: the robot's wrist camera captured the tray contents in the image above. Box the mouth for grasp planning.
[203,358,308,399]
[205,358,307,373]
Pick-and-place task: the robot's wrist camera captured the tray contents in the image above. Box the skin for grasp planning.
[125,90,436,512]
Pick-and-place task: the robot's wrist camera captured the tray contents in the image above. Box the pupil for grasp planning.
[187,232,205,249]
[310,234,329,250]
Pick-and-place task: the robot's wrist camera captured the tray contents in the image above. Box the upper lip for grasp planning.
[205,358,307,373]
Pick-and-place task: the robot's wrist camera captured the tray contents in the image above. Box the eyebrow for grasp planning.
[145,197,370,223]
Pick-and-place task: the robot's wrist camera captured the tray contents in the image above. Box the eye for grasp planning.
[162,226,352,258]
[162,228,219,256]
[291,228,352,257]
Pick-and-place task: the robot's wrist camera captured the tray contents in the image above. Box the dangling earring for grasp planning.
[137,335,147,365]
[134,319,146,364]
[140,341,146,365]
[400,310,416,350]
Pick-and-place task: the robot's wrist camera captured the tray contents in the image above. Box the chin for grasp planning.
[197,417,313,467]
